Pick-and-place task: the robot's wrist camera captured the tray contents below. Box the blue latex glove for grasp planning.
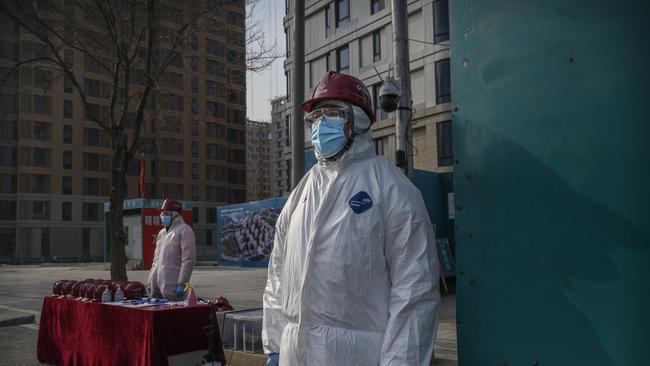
[175,284,185,299]
[267,353,279,366]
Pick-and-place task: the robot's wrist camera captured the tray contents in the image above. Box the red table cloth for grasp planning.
[37,296,215,366]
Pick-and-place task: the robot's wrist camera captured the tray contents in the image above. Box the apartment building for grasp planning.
[246,120,272,201]
[0,1,247,262]
[283,0,453,175]
[270,96,292,197]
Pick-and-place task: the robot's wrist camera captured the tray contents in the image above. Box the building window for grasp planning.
[324,5,331,37]
[372,30,381,62]
[336,45,349,73]
[206,186,218,202]
[63,99,73,118]
[192,162,199,179]
[33,95,52,115]
[0,173,16,193]
[205,39,224,56]
[62,176,72,195]
[63,150,73,169]
[83,177,108,196]
[62,202,72,221]
[82,228,90,260]
[191,141,199,158]
[371,0,385,14]
[33,121,51,141]
[0,146,16,167]
[206,165,218,181]
[191,77,198,93]
[84,127,100,146]
[206,229,213,246]
[206,80,224,98]
[84,78,101,97]
[192,207,199,223]
[64,49,73,67]
[206,59,224,78]
[191,120,199,136]
[41,228,50,257]
[33,201,50,220]
[436,120,453,167]
[86,103,100,120]
[434,0,450,44]
[191,97,199,115]
[191,55,199,72]
[374,138,385,156]
[206,207,217,223]
[64,75,73,93]
[192,185,199,201]
[0,201,16,220]
[335,0,350,28]
[63,125,73,144]
[83,202,100,221]
[0,120,17,140]
[84,152,100,171]
[206,101,222,118]
[435,58,451,104]
[168,94,184,112]
[32,174,48,193]
[33,147,50,167]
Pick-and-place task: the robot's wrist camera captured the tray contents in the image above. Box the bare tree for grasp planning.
[0,0,277,279]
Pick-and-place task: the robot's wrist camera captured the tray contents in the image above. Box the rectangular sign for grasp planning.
[436,238,456,278]
[216,197,287,267]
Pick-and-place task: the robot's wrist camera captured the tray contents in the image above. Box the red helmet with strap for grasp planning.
[161,198,182,213]
[302,71,376,123]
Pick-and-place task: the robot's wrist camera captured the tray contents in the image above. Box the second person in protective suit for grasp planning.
[147,198,196,301]
[262,72,440,366]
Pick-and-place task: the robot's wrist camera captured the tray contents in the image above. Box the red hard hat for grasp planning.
[61,281,77,296]
[93,285,107,301]
[302,71,376,123]
[53,280,65,295]
[124,282,146,300]
[161,198,182,213]
[71,281,85,298]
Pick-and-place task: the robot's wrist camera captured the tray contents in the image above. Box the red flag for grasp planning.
[139,154,146,199]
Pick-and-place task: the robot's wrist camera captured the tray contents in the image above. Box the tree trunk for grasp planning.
[109,130,129,281]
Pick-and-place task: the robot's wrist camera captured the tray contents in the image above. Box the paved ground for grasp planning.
[0,264,457,365]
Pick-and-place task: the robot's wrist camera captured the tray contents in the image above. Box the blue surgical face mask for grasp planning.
[161,214,173,227]
[311,116,347,158]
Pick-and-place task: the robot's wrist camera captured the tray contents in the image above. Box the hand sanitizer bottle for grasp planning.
[114,285,124,302]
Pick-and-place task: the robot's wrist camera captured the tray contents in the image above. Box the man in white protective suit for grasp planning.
[262,71,440,366]
[147,198,196,301]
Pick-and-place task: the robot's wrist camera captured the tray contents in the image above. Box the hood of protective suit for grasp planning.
[147,216,197,300]
[263,135,440,365]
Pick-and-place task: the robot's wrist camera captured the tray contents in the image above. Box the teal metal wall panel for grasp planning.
[452,1,649,365]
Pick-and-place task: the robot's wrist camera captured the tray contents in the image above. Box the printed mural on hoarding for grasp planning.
[216,198,287,267]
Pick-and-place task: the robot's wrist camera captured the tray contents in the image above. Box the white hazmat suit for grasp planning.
[148,215,196,300]
[262,129,440,365]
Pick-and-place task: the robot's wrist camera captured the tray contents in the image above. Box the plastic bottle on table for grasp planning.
[114,285,124,302]
[101,287,112,302]
[184,282,197,306]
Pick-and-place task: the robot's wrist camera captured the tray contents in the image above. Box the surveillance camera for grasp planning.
[379,77,401,113]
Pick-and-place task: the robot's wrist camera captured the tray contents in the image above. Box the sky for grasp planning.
[246,0,287,122]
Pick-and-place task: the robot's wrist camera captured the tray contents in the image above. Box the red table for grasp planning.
[37,296,220,366]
